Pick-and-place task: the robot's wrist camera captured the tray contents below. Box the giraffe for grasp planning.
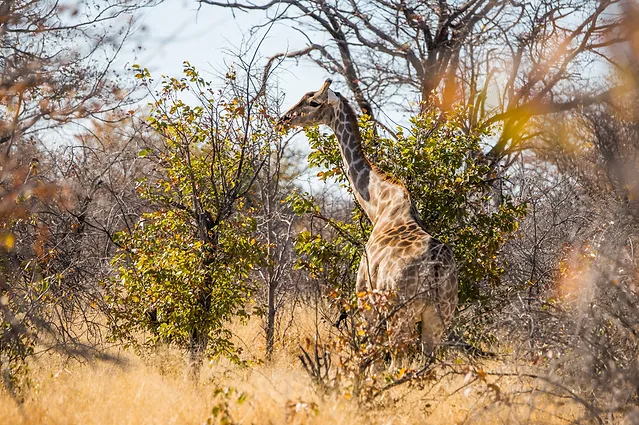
[278,79,458,357]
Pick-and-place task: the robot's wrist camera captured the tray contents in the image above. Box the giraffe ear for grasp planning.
[316,78,333,97]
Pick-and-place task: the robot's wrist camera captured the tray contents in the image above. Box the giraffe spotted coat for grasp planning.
[279,79,458,354]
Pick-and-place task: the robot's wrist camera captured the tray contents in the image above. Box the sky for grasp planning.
[126,1,328,110]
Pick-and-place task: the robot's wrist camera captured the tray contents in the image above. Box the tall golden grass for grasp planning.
[0,309,586,425]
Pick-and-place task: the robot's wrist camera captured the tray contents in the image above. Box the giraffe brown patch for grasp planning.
[343,147,353,163]
[385,227,399,237]
[387,204,402,218]
[407,222,420,231]
[395,225,408,234]
[377,236,391,246]
[405,233,419,242]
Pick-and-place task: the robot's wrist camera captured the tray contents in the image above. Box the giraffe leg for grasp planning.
[386,306,420,371]
[419,306,444,360]
[355,256,376,328]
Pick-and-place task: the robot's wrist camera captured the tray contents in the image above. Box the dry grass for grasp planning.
[0,310,589,425]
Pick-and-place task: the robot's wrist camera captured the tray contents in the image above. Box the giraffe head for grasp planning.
[277,79,340,129]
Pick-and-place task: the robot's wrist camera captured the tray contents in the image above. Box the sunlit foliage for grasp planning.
[109,64,273,361]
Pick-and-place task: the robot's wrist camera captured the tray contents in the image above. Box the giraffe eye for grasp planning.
[309,100,320,108]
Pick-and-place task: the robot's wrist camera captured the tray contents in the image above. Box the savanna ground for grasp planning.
[0,312,587,425]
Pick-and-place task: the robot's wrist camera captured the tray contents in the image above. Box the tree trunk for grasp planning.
[265,278,277,359]
[188,326,208,380]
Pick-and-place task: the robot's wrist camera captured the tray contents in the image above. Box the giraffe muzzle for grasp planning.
[275,114,292,131]
[276,110,307,130]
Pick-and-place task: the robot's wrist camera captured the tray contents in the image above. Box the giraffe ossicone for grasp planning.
[278,79,458,357]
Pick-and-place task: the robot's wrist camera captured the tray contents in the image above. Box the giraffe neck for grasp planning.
[328,96,406,224]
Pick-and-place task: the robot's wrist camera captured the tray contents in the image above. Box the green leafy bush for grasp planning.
[109,64,271,361]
